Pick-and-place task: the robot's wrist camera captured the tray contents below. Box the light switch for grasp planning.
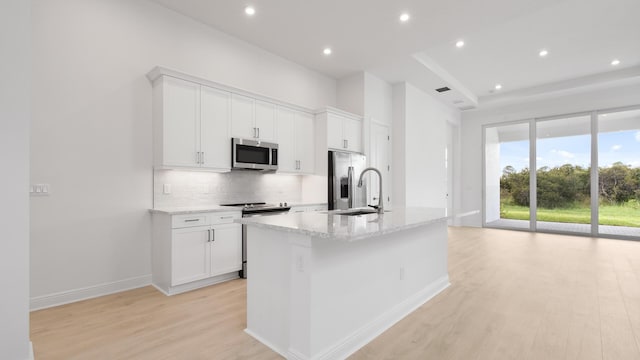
[163,184,171,194]
[202,184,209,194]
[30,183,50,196]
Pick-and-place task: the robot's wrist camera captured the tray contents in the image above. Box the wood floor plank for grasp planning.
[30,227,640,359]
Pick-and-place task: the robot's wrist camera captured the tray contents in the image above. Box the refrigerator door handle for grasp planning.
[347,166,354,208]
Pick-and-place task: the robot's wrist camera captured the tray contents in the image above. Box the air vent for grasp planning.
[435,87,451,93]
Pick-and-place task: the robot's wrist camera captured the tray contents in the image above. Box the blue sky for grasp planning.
[500,130,640,171]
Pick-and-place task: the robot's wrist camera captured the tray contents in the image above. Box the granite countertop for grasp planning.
[149,202,328,215]
[149,205,243,215]
[238,207,448,241]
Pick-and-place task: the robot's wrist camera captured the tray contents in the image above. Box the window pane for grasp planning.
[536,116,591,234]
[598,109,640,237]
[485,122,530,230]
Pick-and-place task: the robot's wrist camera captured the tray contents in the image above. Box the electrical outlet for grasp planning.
[400,266,405,280]
[163,184,171,194]
[202,184,209,194]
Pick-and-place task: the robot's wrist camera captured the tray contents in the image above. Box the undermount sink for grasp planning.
[341,210,378,216]
[330,208,379,216]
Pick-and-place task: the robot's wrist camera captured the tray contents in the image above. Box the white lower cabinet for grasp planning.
[152,211,242,295]
[172,226,211,286]
[209,223,242,277]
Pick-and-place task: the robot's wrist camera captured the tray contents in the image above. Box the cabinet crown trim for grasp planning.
[314,106,363,121]
[147,66,315,115]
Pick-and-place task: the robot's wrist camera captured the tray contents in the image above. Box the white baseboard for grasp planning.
[154,272,240,296]
[29,341,34,360]
[245,328,289,359]
[306,275,451,360]
[30,274,152,311]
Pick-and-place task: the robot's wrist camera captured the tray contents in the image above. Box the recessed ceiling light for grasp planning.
[539,49,549,57]
[323,48,332,55]
[611,59,620,66]
[455,40,465,48]
[495,84,503,90]
[399,13,410,22]
[244,6,255,16]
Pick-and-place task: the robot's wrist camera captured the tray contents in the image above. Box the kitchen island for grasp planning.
[239,207,450,360]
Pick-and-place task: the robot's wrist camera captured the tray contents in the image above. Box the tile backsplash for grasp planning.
[154,170,305,208]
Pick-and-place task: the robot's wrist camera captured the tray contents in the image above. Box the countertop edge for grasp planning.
[238,215,448,241]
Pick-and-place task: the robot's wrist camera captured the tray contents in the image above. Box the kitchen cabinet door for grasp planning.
[231,94,255,139]
[200,86,231,170]
[277,107,296,172]
[295,112,315,173]
[343,118,362,152]
[255,100,276,142]
[327,113,344,150]
[209,223,242,277]
[171,226,211,286]
[161,77,200,167]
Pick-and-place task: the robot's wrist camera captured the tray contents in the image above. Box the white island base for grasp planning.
[243,210,449,360]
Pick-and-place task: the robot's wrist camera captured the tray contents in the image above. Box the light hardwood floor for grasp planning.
[31,227,640,359]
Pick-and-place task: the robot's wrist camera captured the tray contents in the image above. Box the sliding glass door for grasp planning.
[483,105,640,239]
[597,109,640,237]
[484,122,530,230]
[535,116,592,234]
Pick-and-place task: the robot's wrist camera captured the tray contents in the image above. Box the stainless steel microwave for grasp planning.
[232,138,278,171]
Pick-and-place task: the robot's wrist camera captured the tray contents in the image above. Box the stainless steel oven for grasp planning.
[220,202,290,278]
[232,138,278,171]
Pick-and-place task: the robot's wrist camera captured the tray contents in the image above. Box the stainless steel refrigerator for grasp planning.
[328,151,367,210]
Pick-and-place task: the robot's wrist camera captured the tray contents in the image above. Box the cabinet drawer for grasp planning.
[210,212,241,225]
[172,214,208,229]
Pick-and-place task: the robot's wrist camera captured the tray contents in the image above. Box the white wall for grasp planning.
[0,0,31,358]
[337,72,365,116]
[30,0,337,307]
[460,82,640,226]
[364,73,393,127]
[392,83,461,208]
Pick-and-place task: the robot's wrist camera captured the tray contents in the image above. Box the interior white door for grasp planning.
[446,122,455,224]
[171,226,210,286]
[295,112,315,173]
[231,94,255,139]
[276,107,296,172]
[254,100,276,142]
[200,86,231,170]
[209,223,242,277]
[370,122,391,207]
[343,118,362,152]
[162,77,200,167]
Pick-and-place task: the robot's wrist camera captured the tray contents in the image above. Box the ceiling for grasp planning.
[151,0,640,110]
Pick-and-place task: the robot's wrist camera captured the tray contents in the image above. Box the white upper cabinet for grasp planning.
[327,114,344,150]
[152,75,231,171]
[295,112,315,173]
[277,107,296,172]
[148,67,316,173]
[277,106,315,174]
[156,77,200,167]
[254,100,276,142]
[231,95,276,142]
[200,86,231,170]
[231,94,255,140]
[324,111,363,153]
[343,118,362,153]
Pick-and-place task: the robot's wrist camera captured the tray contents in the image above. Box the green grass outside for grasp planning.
[500,203,640,227]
